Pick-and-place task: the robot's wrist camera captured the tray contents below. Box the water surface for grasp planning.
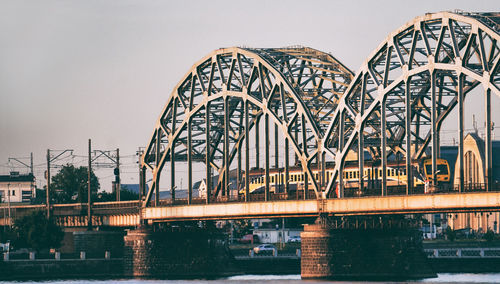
[1,274,500,283]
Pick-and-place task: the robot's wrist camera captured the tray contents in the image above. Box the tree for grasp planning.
[50,164,100,204]
[232,220,252,237]
[13,211,64,251]
[484,229,495,242]
[445,226,456,242]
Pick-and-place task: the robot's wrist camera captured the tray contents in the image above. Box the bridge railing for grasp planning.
[425,248,500,258]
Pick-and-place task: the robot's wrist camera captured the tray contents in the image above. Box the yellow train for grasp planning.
[240,158,450,195]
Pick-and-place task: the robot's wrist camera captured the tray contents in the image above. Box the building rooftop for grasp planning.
[0,172,35,183]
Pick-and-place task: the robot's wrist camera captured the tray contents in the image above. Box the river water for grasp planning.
[1,274,500,283]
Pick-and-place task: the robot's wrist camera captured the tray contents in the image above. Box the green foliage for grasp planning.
[119,187,140,201]
[50,164,100,204]
[445,226,456,242]
[484,229,495,242]
[232,220,252,237]
[31,188,47,205]
[13,211,64,251]
[0,226,16,243]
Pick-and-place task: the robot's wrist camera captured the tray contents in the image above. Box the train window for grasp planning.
[437,164,449,175]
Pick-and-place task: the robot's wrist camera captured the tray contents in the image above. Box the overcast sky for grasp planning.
[1,0,499,191]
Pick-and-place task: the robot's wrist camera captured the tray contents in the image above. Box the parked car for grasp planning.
[0,241,10,252]
[253,244,276,254]
[239,234,259,244]
[288,235,301,243]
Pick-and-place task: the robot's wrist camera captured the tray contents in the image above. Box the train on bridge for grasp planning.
[241,158,451,197]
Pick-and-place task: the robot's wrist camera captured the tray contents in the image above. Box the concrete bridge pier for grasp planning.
[123,223,234,278]
[301,216,436,280]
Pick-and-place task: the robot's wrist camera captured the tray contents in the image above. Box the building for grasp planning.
[0,172,35,204]
[253,227,302,243]
[445,133,500,234]
[198,169,240,199]
[453,133,500,188]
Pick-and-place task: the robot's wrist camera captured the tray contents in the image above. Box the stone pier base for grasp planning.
[73,231,125,258]
[301,217,436,280]
[123,227,233,278]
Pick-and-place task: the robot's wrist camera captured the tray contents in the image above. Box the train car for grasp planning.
[239,158,451,195]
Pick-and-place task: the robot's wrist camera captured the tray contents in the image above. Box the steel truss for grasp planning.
[323,12,500,198]
[141,12,499,206]
[141,47,353,206]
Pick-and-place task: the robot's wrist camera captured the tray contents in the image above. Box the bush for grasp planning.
[13,211,64,251]
[445,226,456,242]
[484,229,495,242]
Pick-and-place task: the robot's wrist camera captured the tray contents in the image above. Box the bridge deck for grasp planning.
[145,192,500,221]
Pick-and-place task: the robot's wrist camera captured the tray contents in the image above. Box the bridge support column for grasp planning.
[300,216,435,280]
[123,225,233,278]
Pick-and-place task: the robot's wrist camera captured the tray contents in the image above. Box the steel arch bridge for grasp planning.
[140,11,500,207]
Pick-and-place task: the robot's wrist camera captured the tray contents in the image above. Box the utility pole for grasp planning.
[45,149,73,219]
[137,148,145,203]
[91,148,121,201]
[8,153,35,202]
[30,152,33,175]
[116,148,120,201]
[8,153,33,174]
[88,139,92,231]
[46,150,51,219]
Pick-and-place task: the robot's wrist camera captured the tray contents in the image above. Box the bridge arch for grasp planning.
[141,47,353,205]
[323,12,500,198]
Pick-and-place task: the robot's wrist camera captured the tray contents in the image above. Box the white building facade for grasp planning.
[0,172,35,203]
